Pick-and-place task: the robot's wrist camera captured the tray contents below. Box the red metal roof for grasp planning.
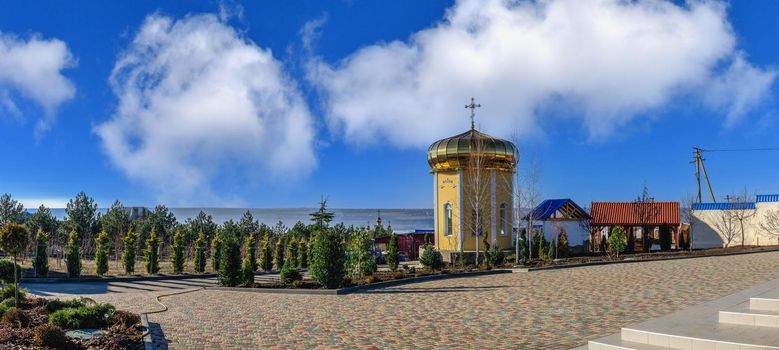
[590,202,680,226]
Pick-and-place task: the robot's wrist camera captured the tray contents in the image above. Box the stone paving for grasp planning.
[28,251,779,349]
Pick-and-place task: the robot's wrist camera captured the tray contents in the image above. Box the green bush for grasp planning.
[309,227,346,289]
[487,244,505,267]
[217,235,242,287]
[1,307,30,327]
[347,230,377,279]
[65,230,81,278]
[0,259,20,285]
[211,234,222,273]
[46,298,92,313]
[607,226,627,258]
[0,298,15,316]
[193,229,207,273]
[95,231,110,276]
[538,235,548,260]
[518,229,529,262]
[1,284,26,301]
[279,260,302,284]
[557,229,570,258]
[241,234,257,285]
[170,229,185,275]
[259,234,273,272]
[144,229,160,274]
[34,324,69,348]
[273,238,285,271]
[122,230,138,274]
[386,234,399,272]
[48,303,115,329]
[548,239,556,260]
[33,230,49,277]
[297,238,308,269]
[287,239,298,269]
[419,244,443,270]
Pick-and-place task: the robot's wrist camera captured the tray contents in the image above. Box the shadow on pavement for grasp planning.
[148,322,170,350]
[362,285,510,294]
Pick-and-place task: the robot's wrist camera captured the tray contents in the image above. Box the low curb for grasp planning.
[140,314,153,350]
[20,273,218,284]
[512,247,779,273]
[206,269,511,295]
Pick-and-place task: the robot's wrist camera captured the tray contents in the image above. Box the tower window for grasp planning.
[444,203,453,236]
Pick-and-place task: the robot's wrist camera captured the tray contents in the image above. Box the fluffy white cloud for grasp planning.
[309,0,776,146]
[0,33,75,135]
[95,14,316,204]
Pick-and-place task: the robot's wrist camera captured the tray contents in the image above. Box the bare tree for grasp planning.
[521,161,542,260]
[731,189,757,247]
[759,208,779,245]
[465,130,490,266]
[681,195,696,250]
[712,207,739,248]
[633,182,658,252]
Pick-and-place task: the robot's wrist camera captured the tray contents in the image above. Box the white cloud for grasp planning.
[309,0,776,147]
[95,13,316,204]
[0,32,76,136]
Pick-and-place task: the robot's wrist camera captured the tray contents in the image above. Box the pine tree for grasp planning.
[607,226,627,258]
[211,234,222,273]
[288,239,298,269]
[538,234,548,260]
[547,239,556,260]
[122,230,138,274]
[518,229,528,262]
[242,234,257,285]
[170,229,185,274]
[348,229,376,279]
[193,229,207,273]
[298,238,308,269]
[95,231,110,276]
[33,229,49,277]
[260,234,273,272]
[309,227,345,289]
[273,238,285,271]
[65,230,81,278]
[386,234,399,272]
[144,228,160,274]
[218,235,242,287]
[557,229,570,259]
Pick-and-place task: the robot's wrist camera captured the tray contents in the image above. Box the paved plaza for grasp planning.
[23,251,779,349]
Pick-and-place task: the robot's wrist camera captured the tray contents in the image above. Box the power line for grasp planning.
[702,147,779,153]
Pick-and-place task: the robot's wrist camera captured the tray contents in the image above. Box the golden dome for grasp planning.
[427,128,518,172]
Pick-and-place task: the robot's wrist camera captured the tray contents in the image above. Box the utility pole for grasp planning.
[692,147,716,203]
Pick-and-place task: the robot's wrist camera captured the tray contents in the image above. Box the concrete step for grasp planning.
[619,327,779,350]
[749,288,779,311]
[720,303,779,328]
[585,334,668,350]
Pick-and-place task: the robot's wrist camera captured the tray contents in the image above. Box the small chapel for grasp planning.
[427,99,518,262]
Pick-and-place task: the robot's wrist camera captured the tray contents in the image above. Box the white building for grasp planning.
[524,199,591,253]
[691,194,779,248]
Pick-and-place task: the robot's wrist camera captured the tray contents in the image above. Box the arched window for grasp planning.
[500,203,508,235]
[471,208,483,236]
[444,203,453,236]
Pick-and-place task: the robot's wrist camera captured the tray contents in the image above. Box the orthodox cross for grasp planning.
[465,97,481,130]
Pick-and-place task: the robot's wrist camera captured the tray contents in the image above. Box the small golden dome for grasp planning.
[427,129,518,172]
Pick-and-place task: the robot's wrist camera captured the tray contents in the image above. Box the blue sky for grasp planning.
[0,0,778,209]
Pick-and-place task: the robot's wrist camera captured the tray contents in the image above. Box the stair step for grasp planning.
[620,327,779,350]
[750,297,779,312]
[719,304,779,327]
[585,334,667,350]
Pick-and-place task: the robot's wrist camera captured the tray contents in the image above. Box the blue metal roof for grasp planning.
[523,198,590,221]
[756,194,779,203]
[692,202,755,210]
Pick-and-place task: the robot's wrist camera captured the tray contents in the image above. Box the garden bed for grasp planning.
[0,286,144,350]
[509,245,779,269]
